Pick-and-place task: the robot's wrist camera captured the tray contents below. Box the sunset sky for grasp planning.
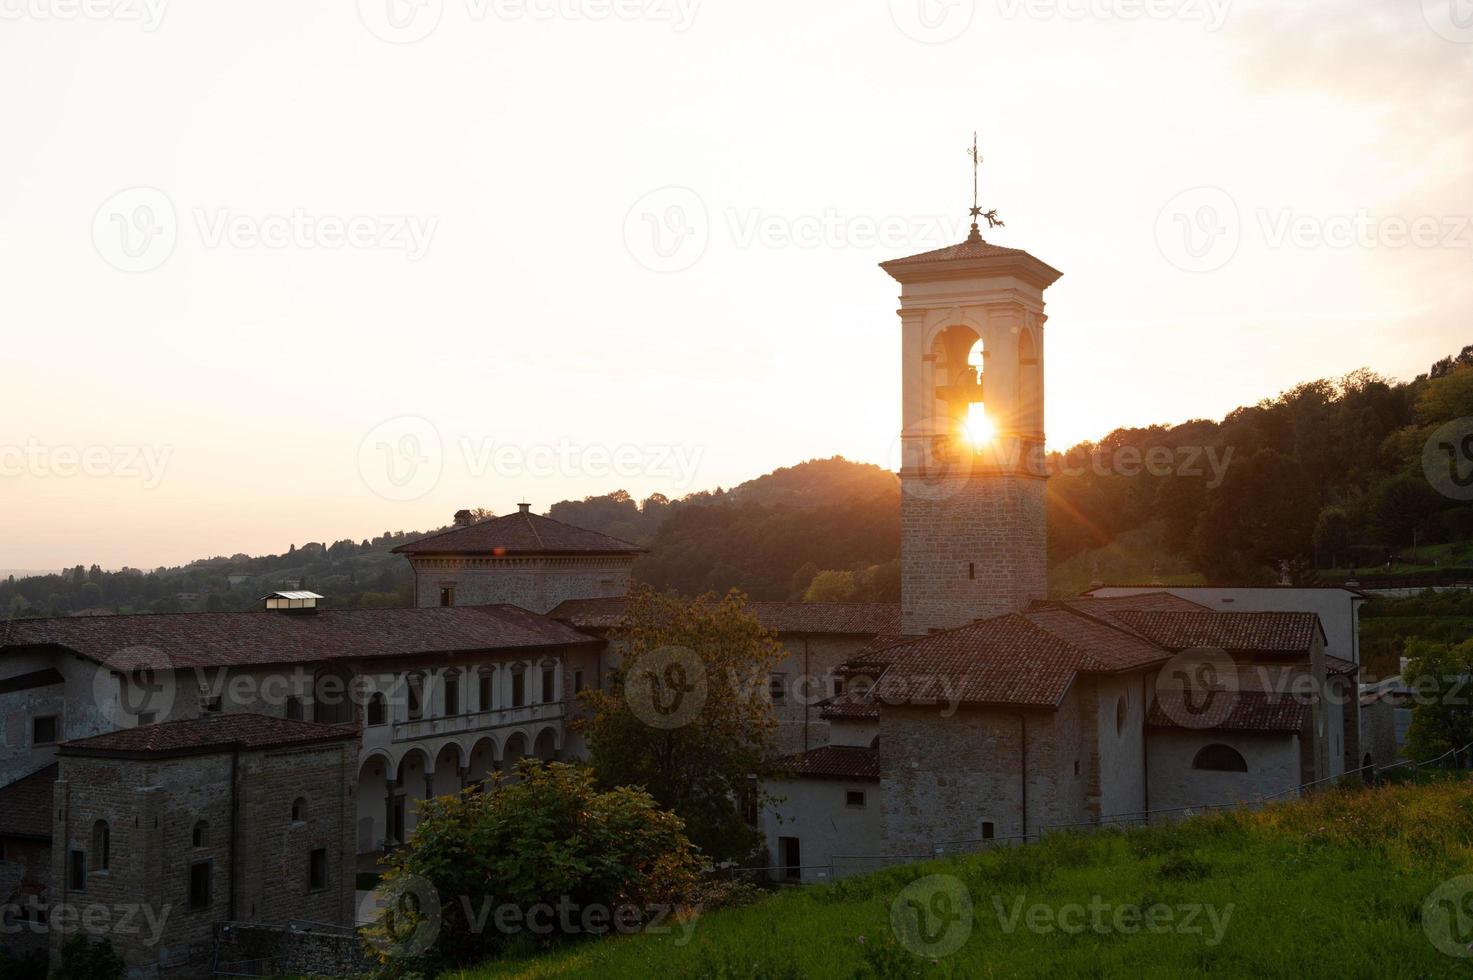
[3,0,1470,571]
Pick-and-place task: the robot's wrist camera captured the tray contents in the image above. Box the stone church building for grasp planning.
[0,221,1364,972]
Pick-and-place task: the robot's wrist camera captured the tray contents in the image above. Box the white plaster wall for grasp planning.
[1095,672,1147,820]
[762,777,881,883]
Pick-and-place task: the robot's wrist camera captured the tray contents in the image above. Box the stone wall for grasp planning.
[879,706,1028,854]
[49,739,354,978]
[410,555,635,614]
[214,921,371,978]
[1146,730,1301,812]
[900,473,1047,635]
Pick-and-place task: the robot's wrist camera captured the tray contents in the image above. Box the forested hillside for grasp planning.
[5,348,1470,618]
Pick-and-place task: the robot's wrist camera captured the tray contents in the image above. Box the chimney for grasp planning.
[454,510,475,527]
[518,503,532,515]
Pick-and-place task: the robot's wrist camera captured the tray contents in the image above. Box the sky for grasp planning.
[2,0,1471,571]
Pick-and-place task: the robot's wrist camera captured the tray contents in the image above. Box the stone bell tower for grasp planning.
[881,162,1062,635]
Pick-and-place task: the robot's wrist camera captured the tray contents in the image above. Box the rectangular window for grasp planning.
[202,696,223,713]
[982,821,995,840]
[832,677,845,697]
[444,673,459,716]
[188,861,212,909]
[439,586,455,608]
[136,711,156,726]
[769,675,786,705]
[573,670,584,694]
[512,672,526,708]
[478,673,492,711]
[308,848,328,891]
[33,716,58,745]
[845,790,866,808]
[285,697,303,721]
[67,850,86,891]
[407,677,423,721]
[541,668,556,703]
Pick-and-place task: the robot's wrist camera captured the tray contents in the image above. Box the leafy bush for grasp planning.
[366,761,701,974]
[52,936,124,980]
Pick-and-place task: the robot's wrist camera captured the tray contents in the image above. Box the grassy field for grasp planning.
[449,780,1473,979]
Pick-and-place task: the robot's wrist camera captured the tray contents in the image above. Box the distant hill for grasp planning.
[6,345,1472,618]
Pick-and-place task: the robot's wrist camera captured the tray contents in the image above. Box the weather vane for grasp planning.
[967,131,1004,241]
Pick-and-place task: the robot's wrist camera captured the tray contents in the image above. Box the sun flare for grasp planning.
[964,404,997,446]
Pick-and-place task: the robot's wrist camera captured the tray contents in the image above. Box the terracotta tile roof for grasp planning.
[1111,611,1320,654]
[772,745,879,782]
[881,238,1030,266]
[875,614,1109,709]
[2,605,597,670]
[1325,655,1359,677]
[394,512,643,556]
[547,597,900,637]
[0,765,57,840]
[59,714,358,759]
[1146,691,1307,734]
[819,689,880,721]
[1019,607,1167,671]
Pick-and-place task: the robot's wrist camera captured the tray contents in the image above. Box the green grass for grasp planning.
[448,780,1473,979]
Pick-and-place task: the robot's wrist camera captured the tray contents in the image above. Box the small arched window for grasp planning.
[192,820,208,847]
[291,797,307,822]
[92,820,110,871]
[367,693,387,727]
[1192,744,1248,773]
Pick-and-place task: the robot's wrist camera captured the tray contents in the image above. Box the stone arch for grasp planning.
[502,730,531,781]
[1192,744,1248,773]
[430,741,466,799]
[356,751,393,854]
[532,726,560,762]
[466,736,500,789]
[395,746,432,839]
[929,323,989,450]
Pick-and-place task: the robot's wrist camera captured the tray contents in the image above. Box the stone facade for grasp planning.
[48,736,355,978]
[409,554,635,615]
[900,473,1047,634]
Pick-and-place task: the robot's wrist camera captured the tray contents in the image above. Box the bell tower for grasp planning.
[881,142,1062,635]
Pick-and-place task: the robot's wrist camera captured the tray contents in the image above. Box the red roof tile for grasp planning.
[548,597,900,637]
[1111,611,1320,654]
[0,765,57,840]
[875,614,1109,710]
[772,745,879,781]
[3,604,597,670]
[819,689,880,721]
[1325,655,1359,677]
[1146,691,1307,734]
[59,714,357,758]
[394,512,643,556]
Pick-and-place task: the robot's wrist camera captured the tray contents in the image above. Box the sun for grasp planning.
[964,404,996,446]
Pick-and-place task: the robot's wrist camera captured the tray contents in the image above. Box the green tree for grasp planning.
[1403,638,1473,763]
[803,569,857,602]
[579,587,783,864]
[1313,507,1351,568]
[367,761,699,974]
